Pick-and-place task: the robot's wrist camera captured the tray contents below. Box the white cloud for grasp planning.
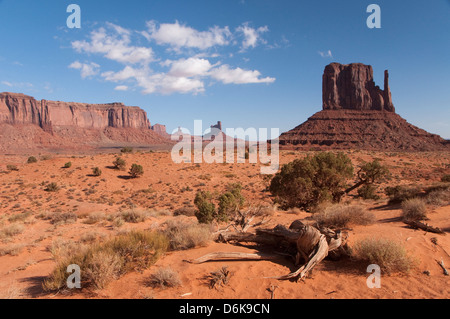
[167,57,214,77]
[69,61,100,78]
[236,23,269,50]
[318,50,333,58]
[72,23,153,65]
[114,85,129,91]
[70,21,276,95]
[209,65,275,84]
[144,20,232,51]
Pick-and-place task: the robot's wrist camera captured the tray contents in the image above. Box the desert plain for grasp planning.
[0,149,448,299]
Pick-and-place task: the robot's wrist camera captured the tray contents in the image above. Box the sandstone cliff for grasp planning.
[279,63,449,151]
[0,92,171,153]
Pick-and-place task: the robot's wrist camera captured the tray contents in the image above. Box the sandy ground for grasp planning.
[0,150,448,299]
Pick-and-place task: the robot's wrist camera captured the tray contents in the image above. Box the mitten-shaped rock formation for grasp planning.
[279,63,449,151]
[322,63,394,112]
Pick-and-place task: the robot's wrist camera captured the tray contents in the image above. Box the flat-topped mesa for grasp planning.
[0,92,151,131]
[322,63,395,112]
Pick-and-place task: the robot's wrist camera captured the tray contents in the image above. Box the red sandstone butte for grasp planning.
[279,63,449,151]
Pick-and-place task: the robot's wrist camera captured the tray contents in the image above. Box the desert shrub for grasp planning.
[173,207,196,217]
[217,183,245,222]
[83,212,106,225]
[113,157,126,171]
[92,167,102,177]
[8,211,32,223]
[43,230,169,291]
[313,203,376,228]
[0,224,25,239]
[425,187,450,207]
[0,244,25,256]
[441,174,450,183]
[129,164,144,178]
[269,152,354,210]
[45,182,60,192]
[27,156,38,164]
[162,219,212,250]
[401,198,427,221]
[385,185,422,204]
[63,162,72,169]
[148,267,181,288]
[121,147,133,154]
[194,191,217,224]
[120,209,149,223]
[6,165,19,171]
[50,212,78,225]
[357,184,380,200]
[352,238,416,274]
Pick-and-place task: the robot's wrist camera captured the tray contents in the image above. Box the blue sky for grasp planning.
[0,0,449,138]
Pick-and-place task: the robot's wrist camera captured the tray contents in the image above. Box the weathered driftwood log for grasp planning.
[403,220,446,235]
[187,220,345,282]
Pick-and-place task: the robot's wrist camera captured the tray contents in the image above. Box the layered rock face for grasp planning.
[279,63,449,151]
[0,92,151,130]
[322,63,394,112]
[0,92,171,153]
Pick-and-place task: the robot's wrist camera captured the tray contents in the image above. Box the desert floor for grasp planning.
[0,149,449,299]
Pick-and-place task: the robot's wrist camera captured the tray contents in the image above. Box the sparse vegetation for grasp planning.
[401,198,427,221]
[113,157,126,170]
[148,267,181,288]
[92,167,102,177]
[441,174,450,183]
[45,182,59,192]
[352,237,416,274]
[207,266,233,289]
[121,147,133,154]
[43,230,169,291]
[50,212,78,225]
[162,219,212,250]
[6,165,19,172]
[313,203,376,228]
[129,164,144,178]
[269,152,354,210]
[63,162,72,169]
[194,191,216,224]
[119,209,149,223]
[27,156,38,164]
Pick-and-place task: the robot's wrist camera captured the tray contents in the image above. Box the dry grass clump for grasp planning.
[43,230,168,291]
[313,203,376,228]
[352,237,416,274]
[0,224,25,239]
[401,198,427,221]
[83,212,106,225]
[425,187,450,207]
[148,267,181,288]
[162,219,212,250]
[119,209,150,223]
[0,243,26,256]
[50,212,78,225]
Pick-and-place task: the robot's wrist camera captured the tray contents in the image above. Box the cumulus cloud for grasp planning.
[70,21,276,95]
[209,65,275,84]
[143,20,232,50]
[236,23,269,50]
[72,23,154,65]
[69,61,100,78]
